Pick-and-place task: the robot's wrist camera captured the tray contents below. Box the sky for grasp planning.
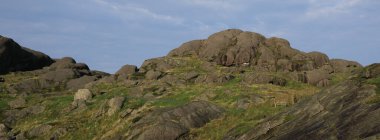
[0,0,379,73]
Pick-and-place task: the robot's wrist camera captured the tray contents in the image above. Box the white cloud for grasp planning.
[180,0,242,11]
[94,0,184,24]
[305,0,363,19]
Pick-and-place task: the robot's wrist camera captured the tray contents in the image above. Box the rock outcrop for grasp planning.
[126,101,224,140]
[0,35,54,74]
[223,67,380,140]
[0,29,375,140]
[166,29,361,86]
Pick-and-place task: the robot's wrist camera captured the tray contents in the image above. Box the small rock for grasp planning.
[120,108,133,118]
[8,98,26,109]
[23,106,45,115]
[107,96,125,116]
[0,123,10,138]
[145,70,162,80]
[74,89,92,101]
[184,71,199,81]
[0,77,4,82]
[15,132,27,140]
[236,98,251,109]
[50,128,68,140]
[27,124,52,138]
[71,99,87,110]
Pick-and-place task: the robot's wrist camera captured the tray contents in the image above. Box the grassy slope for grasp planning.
[0,58,325,139]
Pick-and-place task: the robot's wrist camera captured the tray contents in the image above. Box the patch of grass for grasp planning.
[13,94,74,134]
[366,77,380,104]
[0,94,13,120]
[152,90,195,108]
[330,73,351,85]
[128,98,146,109]
[367,77,380,94]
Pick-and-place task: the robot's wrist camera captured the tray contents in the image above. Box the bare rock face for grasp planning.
[363,63,380,78]
[167,29,326,72]
[116,65,138,76]
[107,96,125,116]
[145,70,162,80]
[0,123,10,139]
[306,51,330,68]
[126,101,224,140]
[8,98,26,109]
[224,73,380,140]
[0,35,54,74]
[330,59,362,73]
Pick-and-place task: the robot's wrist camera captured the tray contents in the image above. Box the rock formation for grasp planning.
[0,30,377,140]
[0,35,54,74]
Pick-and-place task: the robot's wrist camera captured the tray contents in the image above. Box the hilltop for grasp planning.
[0,29,379,140]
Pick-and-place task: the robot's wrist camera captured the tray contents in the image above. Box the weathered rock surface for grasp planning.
[126,101,224,140]
[107,96,125,116]
[0,123,10,139]
[168,29,324,72]
[330,59,362,73]
[363,63,380,78]
[116,65,138,76]
[27,124,52,138]
[8,98,26,109]
[74,89,93,101]
[0,36,54,74]
[224,76,380,140]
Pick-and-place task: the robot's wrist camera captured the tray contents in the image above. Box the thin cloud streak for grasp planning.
[305,0,363,19]
[95,0,184,24]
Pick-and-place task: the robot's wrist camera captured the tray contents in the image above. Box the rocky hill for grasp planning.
[0,29,378,140]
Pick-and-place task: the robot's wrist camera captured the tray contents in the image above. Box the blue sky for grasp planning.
[1,0,379,73]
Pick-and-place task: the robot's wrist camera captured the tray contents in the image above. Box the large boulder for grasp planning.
[330,59,362,73]
[66,76,99,91]
[306,51,330,68]
[145,70,162,80]
[168,40,204,57]
[198,29,263,66]
[49,57,76,70]
[107,96,125,116]
[298,69,331,87]
[74,89,93,101]
[115,64,138,76]
[0,35,54,74]
[126,101,224,140]
[139,57,173,73]
[41,69,81,83]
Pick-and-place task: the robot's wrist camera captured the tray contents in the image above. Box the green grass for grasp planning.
[365,77,380,104]
[330,73,351,85]
[128,98,146,109]
[367,77,380,94]
[0,94,13,120]
[152,90,196,107]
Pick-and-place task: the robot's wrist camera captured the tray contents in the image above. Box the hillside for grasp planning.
[0,29,379,140]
